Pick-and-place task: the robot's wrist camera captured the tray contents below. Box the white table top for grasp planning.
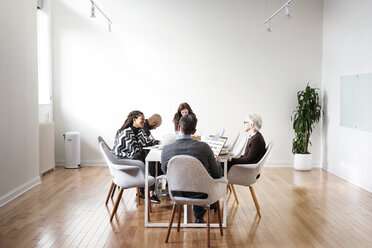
[145,148,162,162]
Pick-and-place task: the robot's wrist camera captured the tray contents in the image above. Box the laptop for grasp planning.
[205,136,228,156]
[158,134,177,150]
[143,134,177,150]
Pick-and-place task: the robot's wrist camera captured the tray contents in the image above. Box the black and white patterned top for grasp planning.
[112,126,156,159]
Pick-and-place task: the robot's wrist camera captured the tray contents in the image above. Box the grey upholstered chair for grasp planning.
[227,142,273,217]
[98,136,155,221]
[165,155,227,247]
[98,136,119,203]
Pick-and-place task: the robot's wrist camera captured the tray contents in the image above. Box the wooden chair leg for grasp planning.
[231,184,239,204]
[110,188,124,221]
[216,200,223,236]
[249,186,261,217]
[206,206,210,247]
[165,203,177,243]
[136,187,141,206]
[177,204,182,232]
[111,185,117,199]
[105,181,115,205]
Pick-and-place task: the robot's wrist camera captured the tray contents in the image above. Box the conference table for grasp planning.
[144,148,228,228]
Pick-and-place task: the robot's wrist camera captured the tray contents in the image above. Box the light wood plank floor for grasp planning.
[1,167,372,248]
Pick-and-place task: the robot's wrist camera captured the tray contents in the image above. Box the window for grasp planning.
[37,5,52,105]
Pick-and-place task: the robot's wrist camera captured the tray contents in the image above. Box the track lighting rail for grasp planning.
[90,0,112,31]
[264,0,292,32]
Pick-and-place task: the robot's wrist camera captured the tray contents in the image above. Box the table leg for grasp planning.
[223,159,227,227]
[184,204,188,224]
[145,160,149,226]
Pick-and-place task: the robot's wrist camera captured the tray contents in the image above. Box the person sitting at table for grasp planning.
[112,110,161,203]
[161,114,222,223]
[227,113,266,172]
[172,102,195,132]
[143,114,162,139]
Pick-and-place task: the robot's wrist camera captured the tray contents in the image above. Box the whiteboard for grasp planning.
[340,73,372,132]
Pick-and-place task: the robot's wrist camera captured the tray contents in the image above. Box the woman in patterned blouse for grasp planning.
[112,110,162,203]
[113,110,156,160]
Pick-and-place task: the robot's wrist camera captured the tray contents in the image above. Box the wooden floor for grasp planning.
[1,167,372,248]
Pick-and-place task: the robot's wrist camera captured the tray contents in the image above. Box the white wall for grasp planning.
[0,0,40,206]
[322,0,372,192]
[52,0,323,166]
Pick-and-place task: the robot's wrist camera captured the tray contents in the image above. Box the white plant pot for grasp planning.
[294,153,312,171]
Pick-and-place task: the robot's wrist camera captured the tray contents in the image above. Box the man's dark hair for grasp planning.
[179,114,198,135]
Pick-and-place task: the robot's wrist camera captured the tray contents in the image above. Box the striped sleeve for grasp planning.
[137,129,156,147]
[112,128,137,158]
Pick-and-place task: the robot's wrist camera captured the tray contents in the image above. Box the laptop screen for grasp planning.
[205,136,228,156]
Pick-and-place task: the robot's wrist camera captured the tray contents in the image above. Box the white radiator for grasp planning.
[39,122,55,174]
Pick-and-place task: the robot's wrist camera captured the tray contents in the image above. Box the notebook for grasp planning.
[205,136,228,156]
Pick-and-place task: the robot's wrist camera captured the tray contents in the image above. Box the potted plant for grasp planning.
[291,84,322,170]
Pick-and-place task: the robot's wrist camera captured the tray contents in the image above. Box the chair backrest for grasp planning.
[256,142,273,176]
[167,155,214,194]
[167,155,226,205]
[98,136,116,175]
[98,136,118,168]
[231,135,248,157]
[97,136,106,147]
[97,136,144,168]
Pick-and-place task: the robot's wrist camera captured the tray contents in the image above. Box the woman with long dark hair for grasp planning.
[172,102,195,132]
[113,110,156,160]
[113,110,161,203]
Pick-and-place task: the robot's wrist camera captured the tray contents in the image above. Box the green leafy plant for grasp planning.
[292,84,322,154]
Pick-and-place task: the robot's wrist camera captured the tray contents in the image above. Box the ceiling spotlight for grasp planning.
[89,1,113,32]
[263,0,293,32]
[285,5,291,18]
[266,21,271,32]
[90,3,96,18]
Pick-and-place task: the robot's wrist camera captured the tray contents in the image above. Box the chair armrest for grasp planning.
[156,174,167,180]
[231,163,257,169]
[110,164,141,172]
[114,158,145,171]
[114,158,142,166]
[214,177,228,184]
[227,163,260,186]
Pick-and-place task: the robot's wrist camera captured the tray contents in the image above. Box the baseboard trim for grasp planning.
[266,160,320,167]
[323,167,372,193]
[55,159,320,168]
[55,160,106,167]
[0,176,41,208]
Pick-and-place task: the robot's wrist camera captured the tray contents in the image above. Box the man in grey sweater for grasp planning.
[161,114,222,223]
